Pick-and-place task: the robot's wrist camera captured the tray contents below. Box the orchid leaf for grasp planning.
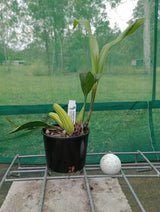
[98,18,145,73]
[4,117,18,127]
[73,19,92,34]
[74,17,145,127]
[8,121,53,134]
[73,19,99,73]
[79,71,101,97]
[79,72,95,96]
[77,71,101,125]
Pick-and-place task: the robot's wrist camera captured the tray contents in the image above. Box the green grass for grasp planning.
[0,66,82,105]
[0,64,160,105]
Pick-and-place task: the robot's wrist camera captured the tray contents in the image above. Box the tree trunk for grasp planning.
[3,42,10,71]
[44,28,51,73]
[58,34,63,72]
[143,0,151,74]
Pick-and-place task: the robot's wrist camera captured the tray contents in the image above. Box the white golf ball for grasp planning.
[100,153,121,174]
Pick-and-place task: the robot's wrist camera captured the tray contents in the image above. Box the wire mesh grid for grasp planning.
[0,150,160,212]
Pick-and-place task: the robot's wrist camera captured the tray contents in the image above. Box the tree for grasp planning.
[133,0,157,74]
[0,49,5,64]
[0,0,124,73]
[22,0,68,73]
[21,0,123,73]
[0,0,19,70]
[0,0,34,69]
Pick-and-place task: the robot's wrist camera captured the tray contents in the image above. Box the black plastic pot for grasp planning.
[42,128,90,173]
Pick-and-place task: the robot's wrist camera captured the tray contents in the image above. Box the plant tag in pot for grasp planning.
[68,100,76,124]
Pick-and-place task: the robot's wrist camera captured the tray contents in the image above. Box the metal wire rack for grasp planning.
[0,150,160,212]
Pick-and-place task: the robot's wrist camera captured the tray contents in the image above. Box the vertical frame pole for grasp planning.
[152,0,158,100]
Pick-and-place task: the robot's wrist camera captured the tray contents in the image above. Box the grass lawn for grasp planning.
[1,65,160,105]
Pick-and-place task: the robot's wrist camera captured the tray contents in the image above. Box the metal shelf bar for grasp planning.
[83,167,95,212]
[1,152,160,212]
[121,170,146,212]
[0,154,19,189]
[138,151,160,176]
[10,169,46,174]
[87,151,160,156]
[38,167,47,212]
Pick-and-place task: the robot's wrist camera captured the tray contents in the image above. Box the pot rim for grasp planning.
[41,127,90,140]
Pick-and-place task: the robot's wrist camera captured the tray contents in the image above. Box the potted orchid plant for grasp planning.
[8,18,145,173]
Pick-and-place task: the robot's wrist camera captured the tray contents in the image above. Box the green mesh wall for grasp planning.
[0,0,160,164]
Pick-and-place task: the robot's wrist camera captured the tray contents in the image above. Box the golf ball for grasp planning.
[100,153,121,174]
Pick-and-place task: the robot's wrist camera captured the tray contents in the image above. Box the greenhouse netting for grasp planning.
[0,0,160,164]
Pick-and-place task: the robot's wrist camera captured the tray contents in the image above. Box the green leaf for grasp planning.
[76,104,85,125]
[98,18,145,73]
[90,35,99,73]
[4,117,18,127]
[9,121,53,134]
[73,19,99,73]
[79,71,100,97]
[73,19,92,34]
[121,18,146,37]
[73,19,79,30]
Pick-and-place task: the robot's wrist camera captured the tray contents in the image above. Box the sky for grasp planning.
[106,0,139,31]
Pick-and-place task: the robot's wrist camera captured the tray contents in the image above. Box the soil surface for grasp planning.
[43,124,88,137]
